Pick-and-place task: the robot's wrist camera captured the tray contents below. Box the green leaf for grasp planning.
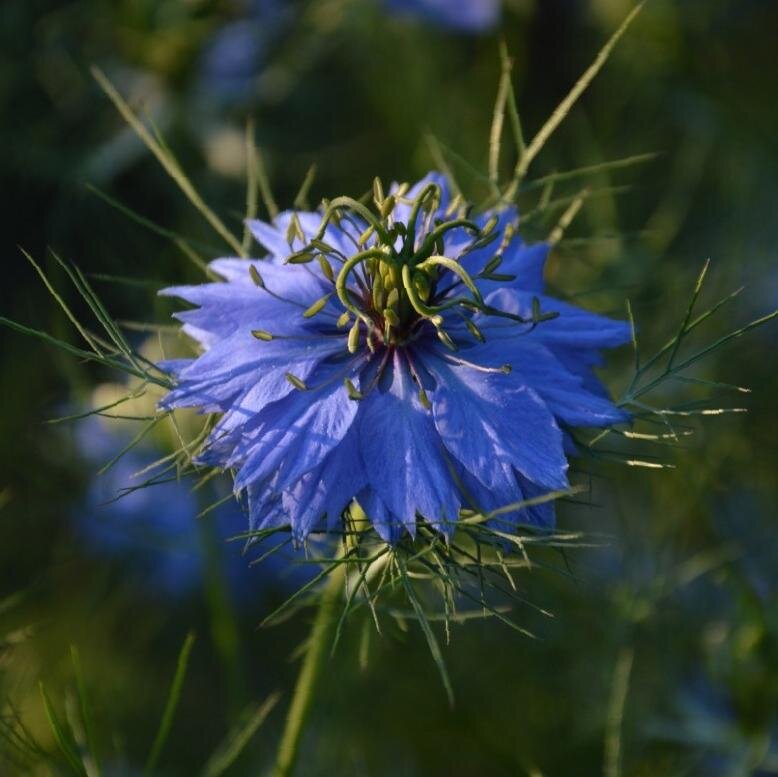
[92,67,244,256]
[200,693,281,777]
[398,557,454,706]
[144,631,196,775]
[70,646,101,777]
[38,682,86,776]
[515,1,646,181]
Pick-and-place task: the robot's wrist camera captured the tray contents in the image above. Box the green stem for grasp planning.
[269,561,345,777]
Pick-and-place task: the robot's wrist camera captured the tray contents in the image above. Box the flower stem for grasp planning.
[269,560,345,777]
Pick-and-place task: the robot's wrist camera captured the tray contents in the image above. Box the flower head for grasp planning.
[159,173,630,544]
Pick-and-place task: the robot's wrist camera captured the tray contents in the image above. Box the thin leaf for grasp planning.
[514,2,645,181]
[293,164,318,211]
[0,317,167,386]
[70,646,101,777]
[484,485,586,520]
[241,117,260,255]
[200,693,281,777]
[667,258,710,370]
[425,133,462,197]
[398,557,454,706]
[97,414,167,476]
[625,299,640,375]
[603,648,634,777]
[47,250,135,367]
[20,248,102,355]
[488,42,513,190]
[85,184,220,262]
[501,43,526,167]
[144,631,196,775]
[39,682,86,776]
[92,67,244,256]
[548,189,588,245]
[523,152,659,190]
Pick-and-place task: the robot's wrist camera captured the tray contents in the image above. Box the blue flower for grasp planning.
[198,1,290,103]
[159,173,630,544]
[384,0,501,32]
[72,416,310,601]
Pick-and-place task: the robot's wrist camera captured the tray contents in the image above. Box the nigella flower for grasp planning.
[159,173,630,544]
[198,0,290,103]
[384,0,501,32]
[72,415,311,601]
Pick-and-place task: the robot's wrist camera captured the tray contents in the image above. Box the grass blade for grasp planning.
[201,693,281,777]
[603,647,634,777]
[70,646,101,777]
[84,184,221,262]
[0,317,167,386]
[488,42,512,190]
[38,682,86,776]
[398,557,454,706]
[524,152,659,191]
[293,163,318,211]
[515,2,645,181]
[97,414,166,476]
[425,133,462,197]
[20,248,102,356]
[241,118,260,255]
[242,119,279,221]
[501,44,526,167]
[92,67,244,256]
[666,258,710,369]
[144,631,196,775]
[548,189,588,245]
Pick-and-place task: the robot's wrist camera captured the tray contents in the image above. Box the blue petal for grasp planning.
[247,212,363,262]
[280,427,367,540]
[230,360,360,494]
[423,350,569,491]
[246,479,284,533]
[358,351,460,533]
[160,330,342,415]
[498,241,549,294]
[160,267,331,345]
[515,473,556,528]
[462,339,629,428]
[209,257,331,306]
[358,488,407,543]
[246,219,293,259]
[482,288,632,349]
[456,465,556,532]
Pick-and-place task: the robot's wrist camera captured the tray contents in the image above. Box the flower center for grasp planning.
[250,178,560,374]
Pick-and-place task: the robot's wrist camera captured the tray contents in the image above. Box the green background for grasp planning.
[1,1,776,774]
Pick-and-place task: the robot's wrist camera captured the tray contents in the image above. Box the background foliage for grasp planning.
[1,1,776,775]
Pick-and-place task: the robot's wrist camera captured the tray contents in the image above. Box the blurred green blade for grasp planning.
[398,559,454,707]
[70,646,101,777]
[200,693,281,777]
[38,682,87,776]
[144,631,196,775]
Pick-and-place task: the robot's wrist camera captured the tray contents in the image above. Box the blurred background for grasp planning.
[1,0,776,774]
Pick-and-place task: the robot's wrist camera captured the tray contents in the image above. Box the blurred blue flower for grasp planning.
[384,0,501,32]
[198,0,290,102]
[159,173,630,544]
[72,417,309,602]
[652,677,778,775]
